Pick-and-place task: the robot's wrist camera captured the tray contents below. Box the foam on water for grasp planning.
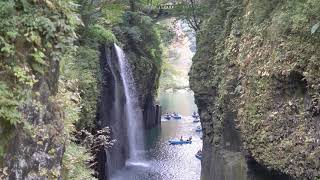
[125,160,150,168]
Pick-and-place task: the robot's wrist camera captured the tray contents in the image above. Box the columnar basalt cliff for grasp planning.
[97,45,161,179]
[97,45,127,179]
[115,12,163,130]
[97,12,162,180]
[190,0,320,179]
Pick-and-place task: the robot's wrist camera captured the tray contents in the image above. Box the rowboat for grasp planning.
[168,140,192,145]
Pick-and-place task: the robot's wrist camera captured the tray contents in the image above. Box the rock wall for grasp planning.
[97,45,128,179]
[97,43,161,179]
[127,43,162,129]
[0,1,77,178]
[115,12,163,130]
[3,67,66,179]
[97,12,163,178]
[190,0,320,179]
[0,2,161,180]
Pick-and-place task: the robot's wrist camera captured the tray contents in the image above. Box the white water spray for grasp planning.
[114,44,145,163]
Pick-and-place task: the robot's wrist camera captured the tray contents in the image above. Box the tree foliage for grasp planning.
[171,0,208,32]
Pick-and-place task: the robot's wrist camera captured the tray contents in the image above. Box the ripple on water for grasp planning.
[111,117,202,180]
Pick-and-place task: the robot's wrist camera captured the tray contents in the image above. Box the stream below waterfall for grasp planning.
[111,90,201,180]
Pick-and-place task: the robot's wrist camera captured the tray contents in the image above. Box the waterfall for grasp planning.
[103,44,147,179]
[114,44,145,163]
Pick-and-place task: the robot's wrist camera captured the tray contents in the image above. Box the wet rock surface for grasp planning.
[190,0,320,179]
[98,35,162,179]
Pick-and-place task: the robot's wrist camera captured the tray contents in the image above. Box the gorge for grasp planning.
[0,0,319,180]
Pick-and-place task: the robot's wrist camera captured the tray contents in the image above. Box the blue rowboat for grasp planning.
[168,140,192,145]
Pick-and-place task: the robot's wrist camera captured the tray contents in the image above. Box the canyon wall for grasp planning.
[190,0,320,179]
[97,12,162,179]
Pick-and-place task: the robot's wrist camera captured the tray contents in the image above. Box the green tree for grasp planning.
[173,0,208,32]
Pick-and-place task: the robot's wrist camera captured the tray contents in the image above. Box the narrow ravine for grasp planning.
[2,1,318,180]
[110,19,201,180]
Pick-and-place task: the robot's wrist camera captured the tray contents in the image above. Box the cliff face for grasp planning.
[115,12,162,129]
[3,72,66,179]
[0,1,78,178]
[97,12,162,179]
[97,45,127,179]
[190,0,320,179]
[0,1,161,179]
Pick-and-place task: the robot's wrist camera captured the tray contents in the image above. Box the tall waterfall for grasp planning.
[114,44,145,163]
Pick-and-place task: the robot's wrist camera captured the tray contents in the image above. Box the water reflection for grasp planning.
[159,89,198,116]
[112,117,202,180]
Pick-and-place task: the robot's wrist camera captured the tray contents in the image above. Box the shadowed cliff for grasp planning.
[190,0,320,179]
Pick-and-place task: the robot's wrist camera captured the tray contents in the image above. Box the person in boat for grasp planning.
[180,136,183,141]
[187,136,192,141]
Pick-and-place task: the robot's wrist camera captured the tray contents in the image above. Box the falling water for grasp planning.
[114,44,145,163]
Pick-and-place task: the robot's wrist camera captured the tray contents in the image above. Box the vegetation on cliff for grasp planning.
[190,0,320,179]
[0,0,169,179]
[0,1,81,178]
[0,0,115,178]
[113,11,163,103]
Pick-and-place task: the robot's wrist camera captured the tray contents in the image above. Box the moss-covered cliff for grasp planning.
[114,11,163,128]
[0,1,80,178]
[0,0,162,179]
[190,0,320,179]
[97,11,163,179]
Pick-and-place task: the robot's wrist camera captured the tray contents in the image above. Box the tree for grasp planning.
[172,0,208,32]
[78,0,111,26]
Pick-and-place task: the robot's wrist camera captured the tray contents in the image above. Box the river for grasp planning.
[111,19,200,180]
[112,90,201,180]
